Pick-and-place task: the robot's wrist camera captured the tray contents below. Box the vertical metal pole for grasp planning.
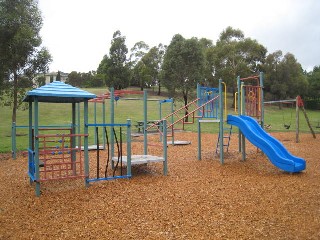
[84,100,89,187]
[102,98,106,148]
[197,83,201,116]
[29,102,33,150]
[12,122,16,159]
[143,89,147,155]
[126,119,132,177]
[28,101,33,184]
[159,100,162,121]
[163,120,168,175]
[219,79,224,164]
[171,99,174,144]
[71,103,76,175]
[94,101,97,145]
[197,83,202,160]
[237,76,241,153]
[241,82,246,161]
[197,118,201,160]
[159,100,163,142]
[34,97,40,196]
[260,72,264,128]
[110,88,115,168]
[296,96,299,143]
[77,103,81,149]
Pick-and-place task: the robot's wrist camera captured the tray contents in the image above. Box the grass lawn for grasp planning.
[1,87,319,154]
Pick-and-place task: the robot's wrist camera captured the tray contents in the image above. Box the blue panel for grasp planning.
[227,115,306,173]
[198,86,219,118]
[28,148,36,181]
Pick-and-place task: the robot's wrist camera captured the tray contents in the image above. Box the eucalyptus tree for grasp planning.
[130,41,149,67]
[307,66,320,98]
[130,41,149,88]
[98,30,131,89]
[263,50,308,100]
[66,71,83,87]
[212,27,267,96]
[161,34,205,111]
[280,53,308,98]
[0,0,52,122]
[141,44,166,94]
[198,38,214,86]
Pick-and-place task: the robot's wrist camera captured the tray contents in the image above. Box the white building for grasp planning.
[44,72,68,84]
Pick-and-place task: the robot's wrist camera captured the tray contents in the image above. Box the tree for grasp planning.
[143,44,166,95]
[307,66,320,98]
[133,44,166,93]
[66,71,83,87]
[161,34,205,113]
[278,53,308,98]
[97,54,109,85]
[129,41,149,68]
[130,41,149,89]
[0,0,52,122]
[263,50,285,99]
[98,30,131,90]
[66,71,103,88]
[211,27,267,98]
[263,51,308,100]
[199,38,214,85]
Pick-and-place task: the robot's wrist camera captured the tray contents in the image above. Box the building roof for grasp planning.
[23,81,96,103]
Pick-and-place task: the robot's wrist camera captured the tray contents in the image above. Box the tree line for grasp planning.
[1,0,320,126]
[76,28,320,108]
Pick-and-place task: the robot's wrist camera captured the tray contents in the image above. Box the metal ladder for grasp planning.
[215,125,233,155]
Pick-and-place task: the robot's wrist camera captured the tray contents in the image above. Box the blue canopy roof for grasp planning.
[23,81,96,103]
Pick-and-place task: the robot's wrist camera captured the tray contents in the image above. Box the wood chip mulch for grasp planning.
[0,132,319,239]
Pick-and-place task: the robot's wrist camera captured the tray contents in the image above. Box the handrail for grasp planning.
[145,98,200,131]
[146,95,219,137]
[168,95,219,128]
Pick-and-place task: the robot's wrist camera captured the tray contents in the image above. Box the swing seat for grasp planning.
[264,124,272,130]
[284,124,291,130]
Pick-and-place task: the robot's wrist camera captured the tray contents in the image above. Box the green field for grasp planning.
[1,87,319,154]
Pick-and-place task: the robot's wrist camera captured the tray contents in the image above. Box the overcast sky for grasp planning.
[38,0,320,73]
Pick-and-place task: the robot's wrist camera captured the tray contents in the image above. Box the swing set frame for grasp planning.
[264,96,316,142]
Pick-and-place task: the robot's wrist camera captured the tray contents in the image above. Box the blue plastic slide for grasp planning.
[227,115,306,173]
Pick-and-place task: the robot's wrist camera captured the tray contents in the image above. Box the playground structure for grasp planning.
[145,79,226,163]
[23,81,96,196]
[21,72,310,196]
[227,73,306,173]
[141,73,307,172]
[86,88,168,184]
[22,81,168,196]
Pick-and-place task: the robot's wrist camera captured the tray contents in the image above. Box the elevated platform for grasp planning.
[78,145,105,151]
[198,119,220,123]
[112,155,164,165]
[167,140,191,145]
